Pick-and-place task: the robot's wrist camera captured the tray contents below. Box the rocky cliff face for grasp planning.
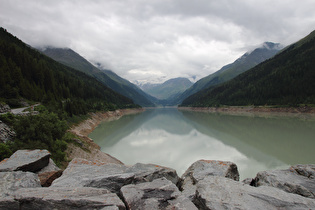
[0,102,14,143]
[0,104,10,113]
[0,120,15,143]
[1,150,315,209]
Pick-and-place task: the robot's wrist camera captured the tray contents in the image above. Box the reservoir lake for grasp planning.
[89,108,315,180]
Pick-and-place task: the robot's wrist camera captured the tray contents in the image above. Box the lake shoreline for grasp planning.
[70,108,145,137]
[66,108,145,164]
[178,106,315,118]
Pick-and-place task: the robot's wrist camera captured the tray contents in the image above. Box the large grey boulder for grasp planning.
[0,150,51,172]
[252,164,315,199]
[51,158,179,194]
[125,163,179,184]
[120,177,197,210]
[180,160,239,200]
[194,176,315,210]
[182,160,239,182]
[3,187,125,210]
[0,171,41,198]
[51,158,131,193]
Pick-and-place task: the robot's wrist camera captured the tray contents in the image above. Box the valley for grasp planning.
[1,27,315,210]
[1,1,315,208]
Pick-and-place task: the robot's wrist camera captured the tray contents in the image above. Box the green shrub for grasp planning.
[0,143,12,160]
[0,112,15,125]
[11,111,68,165]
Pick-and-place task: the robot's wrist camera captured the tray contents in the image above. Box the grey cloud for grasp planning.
[0,0,314,84]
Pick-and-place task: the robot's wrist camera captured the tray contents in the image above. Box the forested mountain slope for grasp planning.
[181,30,315,107]
[173,42,282,105]
[0,27,137,114]
[42,48,155,107]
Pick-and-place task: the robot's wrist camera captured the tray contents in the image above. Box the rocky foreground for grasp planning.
[0,150,315,209]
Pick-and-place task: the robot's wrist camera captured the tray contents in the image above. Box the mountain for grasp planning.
[172,42,282,105]
[41,48,155,107]
[0,27,136,114]
[140,78,193,100]
[40,48,101,75]
[181,30,315,107]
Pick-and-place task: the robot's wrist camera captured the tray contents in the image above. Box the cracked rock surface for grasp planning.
[193,176,315,210]
[51,158,179,194]
[120,177,197,210]
[1,150,315,209]
[251,164,315,198]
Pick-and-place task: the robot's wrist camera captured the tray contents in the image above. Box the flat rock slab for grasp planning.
[252,164,315,199]
[120,177,197,210]
[0,171,41,198]
[52,158,179,193]
[3,187,125,210]
[194,176,315,210]
[0,150,50,172]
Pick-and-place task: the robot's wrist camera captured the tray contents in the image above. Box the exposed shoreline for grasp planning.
[70,108,145,138]
[65,108,145,164]
[178,106,315,118]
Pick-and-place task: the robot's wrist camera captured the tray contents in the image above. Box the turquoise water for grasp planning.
[89,108,315,180]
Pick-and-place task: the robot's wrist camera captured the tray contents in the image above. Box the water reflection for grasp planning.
[89,108,315,179]
[181,111,315,165]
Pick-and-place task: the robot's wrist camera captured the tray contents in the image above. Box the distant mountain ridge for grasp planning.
[171,42,283,105]
[41,48,155,107]
[181,30,315,106]
[40,48,100,75]
[140,78,193,100]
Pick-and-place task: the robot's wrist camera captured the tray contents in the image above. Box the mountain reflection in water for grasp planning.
[89,108,315,180]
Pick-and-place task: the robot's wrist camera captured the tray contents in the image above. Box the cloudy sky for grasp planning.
[1,0,315,84]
